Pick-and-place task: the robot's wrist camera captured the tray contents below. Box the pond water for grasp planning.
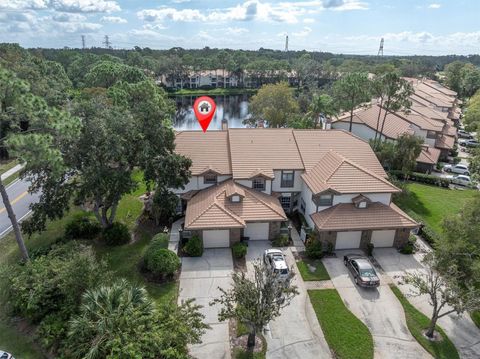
[172,94,251,130]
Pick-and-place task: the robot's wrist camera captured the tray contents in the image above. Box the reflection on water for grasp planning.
[173,94,251,130]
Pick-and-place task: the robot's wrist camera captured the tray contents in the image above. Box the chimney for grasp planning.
[221,119,228,131]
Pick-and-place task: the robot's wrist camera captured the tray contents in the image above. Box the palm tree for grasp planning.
[67,279,155,359]
[307,94,338,128]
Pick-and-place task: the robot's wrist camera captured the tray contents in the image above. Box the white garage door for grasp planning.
[203,230,230,248]
[335,231,362,250]
[371,230,396,248]
[244,222,269,240]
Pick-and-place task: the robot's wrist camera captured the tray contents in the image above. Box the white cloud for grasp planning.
[52,12,86,22]
[293,26,312,37]
[226,27,249,35]
[428,3,441,9]
[171,0,191,3]
[101,15,127,23]
[303,18,315,23]
[0,0,121,13]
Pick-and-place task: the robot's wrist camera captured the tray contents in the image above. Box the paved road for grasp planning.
[0,179,40,237]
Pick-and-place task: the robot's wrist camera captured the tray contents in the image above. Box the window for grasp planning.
[280,196,291,210]
[204,173,217,184]
[252,177,265,190]
[300,198,306,213]
[426,130,437,139]
[231,195,240,203]
[318,194,333,206]
[281,170,294,187]
[358,201,367,209]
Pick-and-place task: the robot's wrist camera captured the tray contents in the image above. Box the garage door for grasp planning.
[335,231,362,250]
[371,230,395,247]
[203,230,230,248]
[244,222,269,240]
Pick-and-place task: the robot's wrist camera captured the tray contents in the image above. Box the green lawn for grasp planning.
[171,88,257,96]
[0,159,18,175]
[296,259,330,281]
[308,289,373,359]
[395,183,476,234]
[390,284,459,359]
[471,311,480,329]
[0,317,45,359]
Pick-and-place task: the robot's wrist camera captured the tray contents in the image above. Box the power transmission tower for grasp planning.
[377,38,384,56]
[103,35,111,49]
[285,35,289,52]
[81,35,85,50]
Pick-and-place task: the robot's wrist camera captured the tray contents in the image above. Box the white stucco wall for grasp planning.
[271,170,303,193]
[235,179,272,195]
[332,121,386,142]
[299,184,316,228]
[173,175,232,194]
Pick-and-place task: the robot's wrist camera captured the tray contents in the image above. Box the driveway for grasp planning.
[374,248,480,359]
[323,250,431,359]
[246,241,332,359]
[179,249,233,359]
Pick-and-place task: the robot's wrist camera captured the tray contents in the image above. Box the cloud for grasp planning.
[293,26,312,37]
[52,12,86,22]
[101,15,127,23]
[428,3,441,9]
[0,0,121,13]
[303,18,315,23]
[226,27,249,35]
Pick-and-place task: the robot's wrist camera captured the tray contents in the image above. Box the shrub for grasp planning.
[102,222,130,245]
[272,234,289,247]
[420,225,441,245]
[232,242,247,259]
[65,214,101,240]
[184,235,203,257]
[145,248,180,277]
[305,238,323,259]
[453,157,461,164]
[389,170,451,188]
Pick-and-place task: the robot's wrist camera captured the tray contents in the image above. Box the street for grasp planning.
[0,179,40,237]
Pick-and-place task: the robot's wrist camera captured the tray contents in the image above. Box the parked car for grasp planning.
[451,175,476,187]
[343,254,380,288]
[444,163,470,175]
[459,139,480,148]
[263,249,289,281]
[458,130,474,139]
[0,351,14,359]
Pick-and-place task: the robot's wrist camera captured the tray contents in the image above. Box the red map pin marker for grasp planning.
[193,96,216,132]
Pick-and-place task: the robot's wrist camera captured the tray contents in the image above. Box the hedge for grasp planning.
[389,170,451,188]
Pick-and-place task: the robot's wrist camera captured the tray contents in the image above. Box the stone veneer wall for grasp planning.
[360,230,372,251]
[269,221,281,240]
[394,228,410,248]
[230,228,241,246]
[318,231,337,249]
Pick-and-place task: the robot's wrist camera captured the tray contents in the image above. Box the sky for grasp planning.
[1,0,480,55]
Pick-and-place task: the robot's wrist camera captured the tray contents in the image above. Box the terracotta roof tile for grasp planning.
[423,80,457,97]
[302,151,399,195]
[411,104,449,122]
[396,110,444,132]
[310,202,418,231]
[435,135,455,150]
[417,146,441,165]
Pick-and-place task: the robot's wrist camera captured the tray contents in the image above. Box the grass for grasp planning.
[0,159,18,176]
[308,289,373,359]
[394,182,476,234]
[389,284,460,359]
[0,171,177,355]
[471,311,480,329]
[170,87,257,96]
[296,259,330,281]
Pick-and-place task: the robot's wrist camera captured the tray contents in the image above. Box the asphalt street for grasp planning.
[0,178,40,237]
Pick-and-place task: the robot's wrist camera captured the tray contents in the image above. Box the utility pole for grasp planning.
[285,35,289,52]
[377,37,384,56]
[81,35,85,50]
[103,35,111,49]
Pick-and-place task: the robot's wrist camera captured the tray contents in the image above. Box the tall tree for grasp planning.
[306,93,338,128]
[333,72,371,132]
[211,261,298,353]
[444,61,466,94]
[217,50,231,89]
[247,82,299,127]
[375,73,413,147]
[392,133,423,175]
[460,63,480,97]
[0,66,81,261]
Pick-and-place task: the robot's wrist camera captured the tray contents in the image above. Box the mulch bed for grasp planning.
[233,254,247,272]
[229,319,264,355]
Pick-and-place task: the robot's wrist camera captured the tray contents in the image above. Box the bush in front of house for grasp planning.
[400,235,417,255]
[305,238,323,259]
[65,214,101,240]
[184,235,203,257]
[232,242,247,259]
[389,170,451,188]
[102,222,130,246]
[145,248,180,277]
[272,234,289,247]
[419,225,441,245]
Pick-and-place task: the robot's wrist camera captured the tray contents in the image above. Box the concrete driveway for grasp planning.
[179,249,233,359]
[374,248,480,359]
[323,250,431,359]
[246,241,332,359]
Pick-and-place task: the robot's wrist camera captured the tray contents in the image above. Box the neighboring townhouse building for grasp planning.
[158,70,240,89]
[173,128,417,251]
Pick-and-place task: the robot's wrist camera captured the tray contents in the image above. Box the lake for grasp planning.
[173,94,251,130]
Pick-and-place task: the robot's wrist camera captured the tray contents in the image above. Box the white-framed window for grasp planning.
[358,201,367,208]
[204,173,217,184]
[281,170,294,187]
[280,196,291,210]
[318,194,333,206]
[252,177,265,190]
[231,195,241,203]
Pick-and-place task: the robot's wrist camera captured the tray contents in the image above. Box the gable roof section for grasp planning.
[175,131,232,176]
[396,110,444,132]
[423,80,457,97]
[228,128,304,179]
[414,89,453,108]
[435,134,455,150]
[293,129,387,177]
[417,146,441,165]
[310,202,418,231]
[302,150,400,195]
[184,180,286,230]
[415,83,456,104]
[410,104,449,122]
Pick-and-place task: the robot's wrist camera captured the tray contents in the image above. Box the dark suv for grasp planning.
[343,254,380,288]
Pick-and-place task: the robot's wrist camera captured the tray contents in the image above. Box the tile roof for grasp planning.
[175,131,232,176]
[414,89,453,108]
[184,179,286,230]
[310,202,418,231]
[423,80,457,97]
[396,110,444,132]
[410,104,449,122]
[293,129,387,177]
[415,83,456,104]
[435,134,455,150]
[442,123,457,137]
[228,128,304,179]
[417,146,441,165]
[302,151,400,195]
[335,105,414,140]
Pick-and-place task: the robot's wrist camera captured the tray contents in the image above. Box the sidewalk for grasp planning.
[1,163,23,181]
[168,217,184,253]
